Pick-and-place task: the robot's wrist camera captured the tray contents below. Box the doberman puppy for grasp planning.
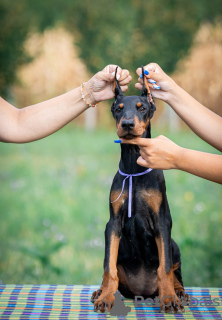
[91,67,188,313]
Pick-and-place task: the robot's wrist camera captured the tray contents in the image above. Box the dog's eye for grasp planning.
[136,102,146,112]
[116,108,122,113]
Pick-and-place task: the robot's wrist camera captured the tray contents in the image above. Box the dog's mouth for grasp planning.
[119,133,141,140]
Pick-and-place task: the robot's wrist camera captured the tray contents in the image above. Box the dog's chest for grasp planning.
[117,185,162,216]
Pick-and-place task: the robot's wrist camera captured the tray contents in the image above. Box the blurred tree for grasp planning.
[0,0,30,96]
[0,0,221,97]
[64,0,222,79]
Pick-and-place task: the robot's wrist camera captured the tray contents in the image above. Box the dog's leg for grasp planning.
[94,214,121,313]
[93,189,126,312]
[173,265,189,305]
[142,188,184,312]
[155,228,184,313]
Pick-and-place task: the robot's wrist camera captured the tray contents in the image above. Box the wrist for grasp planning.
[81,82,98,107]
[174,146,187,170]
[173,145,185,170]
[166,81,185,108]
[82,81,97,106]
[165,80,180,105]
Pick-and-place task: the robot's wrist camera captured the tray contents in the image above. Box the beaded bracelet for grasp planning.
[80,83,99,108]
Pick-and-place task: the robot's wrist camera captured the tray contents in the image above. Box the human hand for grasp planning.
[121,135,183,170]
[135,63,178,104]
[84,65,132,104]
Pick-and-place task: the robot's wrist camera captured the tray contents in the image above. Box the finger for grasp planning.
[136,63,163,76]
[135,83,143,91]
[148,62,164,73]
[103,64,122,74]
[146,71,163,82]
[104,65,110,73]
[139,149,147,159]
[155,135,169,141]
[121,137,150,147]
[137,73,161,90]
[135,82,154,91]
[98,71,116,81]
[119,69,130,81]
[119,75,132,86]
[148,79,156,84]
[137,70,164,83]
[137,156,150,168]
[103,65,123,80]
[145,62,162,73]
[120,85,128,93]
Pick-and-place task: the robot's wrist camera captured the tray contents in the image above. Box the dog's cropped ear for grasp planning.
[141,65,148,97]
[141,65,155,107]
[113,66,124,99]
[149,102,156,119]
[111,102,115,117]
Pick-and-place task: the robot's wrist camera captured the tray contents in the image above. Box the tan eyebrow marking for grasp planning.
[119,103,124,108]
[137,102,142,107]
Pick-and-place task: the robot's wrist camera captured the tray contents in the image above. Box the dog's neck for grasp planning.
[119,124,151,174]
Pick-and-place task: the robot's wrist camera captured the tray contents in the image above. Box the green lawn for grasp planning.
[0,125,221,287]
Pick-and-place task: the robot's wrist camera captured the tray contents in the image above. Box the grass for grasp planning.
[0,125,221,287]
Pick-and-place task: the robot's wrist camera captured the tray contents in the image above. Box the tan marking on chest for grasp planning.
[141,188,162,214]
[110,190,127,215]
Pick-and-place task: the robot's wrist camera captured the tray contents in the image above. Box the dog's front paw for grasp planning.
[91,288,102,303]
[175,289,190,306]
[160,293,185,313]
[94,292,115,313]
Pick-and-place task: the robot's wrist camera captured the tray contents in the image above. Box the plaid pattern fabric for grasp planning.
[0,285,222,319]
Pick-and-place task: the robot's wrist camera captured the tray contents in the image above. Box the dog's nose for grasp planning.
[121,119,135,131]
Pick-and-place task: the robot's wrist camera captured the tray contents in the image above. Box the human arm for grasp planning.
[121,136,222,184]
[135,63,222,152]
[0,65,131,143]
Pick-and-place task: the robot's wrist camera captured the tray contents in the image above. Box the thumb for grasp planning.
[145,71,164,82]
[137,156,149,168]
[146,62,164,73]
[98,71,115,82]
[121,137,150,147]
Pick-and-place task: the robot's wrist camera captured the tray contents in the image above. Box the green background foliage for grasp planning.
[0,126,221,286]
[0,0,222,288]
[0,0,222,95]
[0,0,30,96]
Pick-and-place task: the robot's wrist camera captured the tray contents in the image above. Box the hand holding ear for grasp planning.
[84,65,132,104]
[120,135,182,170]
[135,63,178,104]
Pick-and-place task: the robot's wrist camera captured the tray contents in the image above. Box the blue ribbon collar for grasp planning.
[111,168,152,218]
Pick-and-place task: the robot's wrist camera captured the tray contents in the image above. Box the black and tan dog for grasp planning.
[91,67,188,313]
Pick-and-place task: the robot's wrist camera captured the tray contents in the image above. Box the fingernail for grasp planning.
[114,139,122,143]
[140,71,149,78]
[116,75,120,80]
[111,72,115,77]
[148,79,156,84]
[153,84,160,89]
